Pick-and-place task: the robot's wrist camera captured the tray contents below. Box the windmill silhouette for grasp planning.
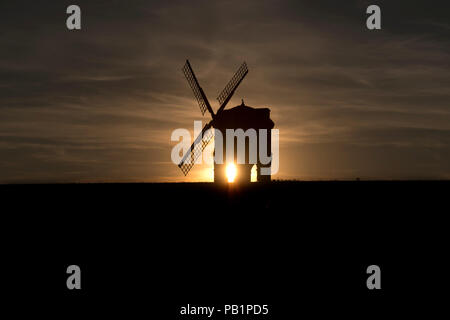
[178,60,274,183]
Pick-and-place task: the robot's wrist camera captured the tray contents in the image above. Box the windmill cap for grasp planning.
[214,102,274,130]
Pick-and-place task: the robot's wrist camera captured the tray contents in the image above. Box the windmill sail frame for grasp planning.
[216,62,248,113]
[182,60,215,117]
[178,123,214,176]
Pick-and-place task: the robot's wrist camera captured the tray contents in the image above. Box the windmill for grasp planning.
[178,60,274,183]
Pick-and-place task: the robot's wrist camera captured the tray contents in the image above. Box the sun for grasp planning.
[226,163,237,183]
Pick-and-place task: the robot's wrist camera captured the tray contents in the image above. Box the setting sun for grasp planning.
[226,163,237,183]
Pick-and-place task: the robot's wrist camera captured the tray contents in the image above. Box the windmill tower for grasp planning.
[178,60,274,183]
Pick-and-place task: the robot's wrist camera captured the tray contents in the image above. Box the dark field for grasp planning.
[2,181,448,317]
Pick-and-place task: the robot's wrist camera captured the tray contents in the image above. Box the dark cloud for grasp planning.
[0,0,449,182]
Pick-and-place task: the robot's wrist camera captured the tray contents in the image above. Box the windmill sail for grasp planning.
[216,62,248,113]
[178,60,249,176]
[182,60,214,117]
[178,122,214,176]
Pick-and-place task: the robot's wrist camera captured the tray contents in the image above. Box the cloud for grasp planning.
[0,0,449,182]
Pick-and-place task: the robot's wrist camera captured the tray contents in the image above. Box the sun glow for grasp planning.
[251,165,257,182]
[226,163,237,183]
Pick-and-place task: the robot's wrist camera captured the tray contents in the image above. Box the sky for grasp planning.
[0,0,449,183]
